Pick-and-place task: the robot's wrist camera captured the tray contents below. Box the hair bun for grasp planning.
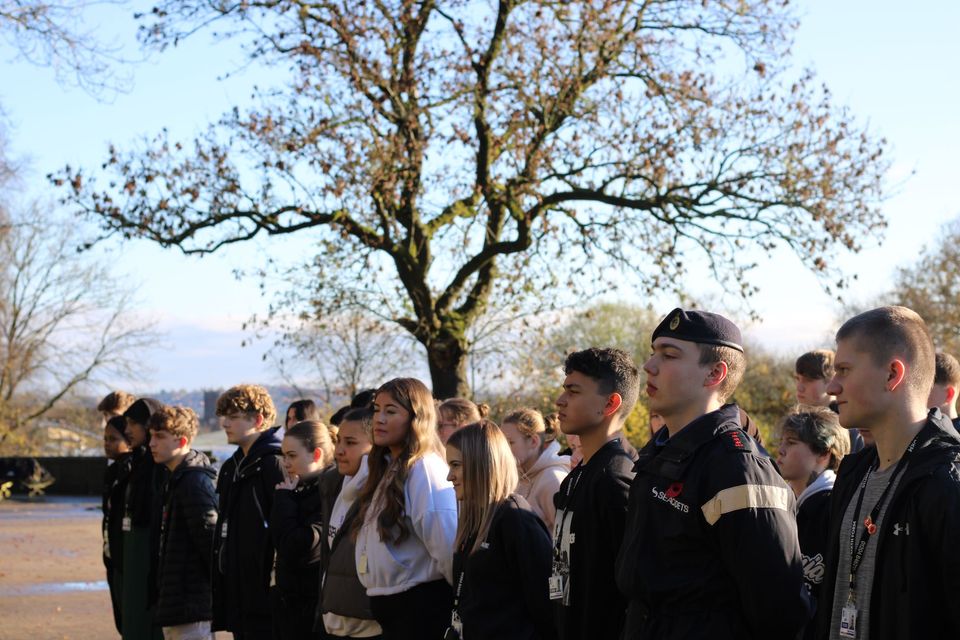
[476,402,490,418]
[543,412,560,435]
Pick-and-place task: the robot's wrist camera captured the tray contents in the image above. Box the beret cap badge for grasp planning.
[651,307,744,353]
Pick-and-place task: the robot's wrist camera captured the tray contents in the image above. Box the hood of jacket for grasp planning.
[796,468,835,509]
[520,440,570,483]
[171,448,216,482]
[228,426,283,478]
[341,455,371,504]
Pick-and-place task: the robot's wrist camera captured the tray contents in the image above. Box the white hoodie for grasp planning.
[796,468,836,509]
[355,451,457,596]
[516,440,571,532]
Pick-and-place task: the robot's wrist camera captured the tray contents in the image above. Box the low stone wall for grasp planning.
[0,457,108,496]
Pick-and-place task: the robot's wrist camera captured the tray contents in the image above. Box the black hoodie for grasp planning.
[154,449,218,627]
[813,410,960,640]
[551,438,634,640]
[211,427,285,634]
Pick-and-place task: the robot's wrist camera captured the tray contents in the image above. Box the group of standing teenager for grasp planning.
[100,303,960,640]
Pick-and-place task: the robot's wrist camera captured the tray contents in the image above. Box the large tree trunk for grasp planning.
[425,330,470,399]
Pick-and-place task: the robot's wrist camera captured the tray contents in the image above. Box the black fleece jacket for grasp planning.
[453,494,556,640]
[814,410,960,640]
[154,450,218,627]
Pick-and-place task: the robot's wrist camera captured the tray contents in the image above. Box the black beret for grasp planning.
[652,308,744,352]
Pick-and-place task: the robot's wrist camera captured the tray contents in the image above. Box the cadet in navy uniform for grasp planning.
[616,309,811,640]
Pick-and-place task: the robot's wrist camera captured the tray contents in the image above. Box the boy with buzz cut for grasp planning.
[148,406,218,640]
[211,384,285,639]
[552,347,640,640]
[928,351,960,429]
[815,307,960,640]
[617,308,811,640]
[796,349,865,452]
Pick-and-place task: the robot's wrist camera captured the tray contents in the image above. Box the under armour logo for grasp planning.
[892,523,910,536]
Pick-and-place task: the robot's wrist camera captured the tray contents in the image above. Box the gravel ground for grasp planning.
[0,497,116,640]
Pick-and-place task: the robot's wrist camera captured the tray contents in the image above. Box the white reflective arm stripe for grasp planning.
[700,484,792,526]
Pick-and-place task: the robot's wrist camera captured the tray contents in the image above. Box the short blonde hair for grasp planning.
[216,384,277,429]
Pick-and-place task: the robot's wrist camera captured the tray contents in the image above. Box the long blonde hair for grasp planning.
[447,420,518,554]
[354,378,441,543]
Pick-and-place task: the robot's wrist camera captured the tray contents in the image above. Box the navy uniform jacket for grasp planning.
[616,404,811,640]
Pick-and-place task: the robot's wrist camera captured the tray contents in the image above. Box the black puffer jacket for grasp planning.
[813,411,960,640]
[212,427,285,634]
[153,450,218,627]
[270,473,325,634]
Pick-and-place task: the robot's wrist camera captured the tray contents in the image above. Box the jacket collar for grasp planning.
[231,426,282,478]
[635,403,743,480]
[839,408,960,489]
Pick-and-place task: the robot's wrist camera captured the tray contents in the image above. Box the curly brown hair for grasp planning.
[148,406,200,442]
[215,384,277,429]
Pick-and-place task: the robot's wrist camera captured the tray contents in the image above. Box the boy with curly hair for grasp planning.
[211,385,285,639]
[149,406,218,640]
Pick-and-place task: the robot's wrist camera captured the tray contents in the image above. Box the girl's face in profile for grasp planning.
[125,420,149,448]
[335,419,373,477]
[445,444,464,501]
[373,392,411,453]
[281,436,323,481]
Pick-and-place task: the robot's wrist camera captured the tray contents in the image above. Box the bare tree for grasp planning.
[890,217,960,355]
[0,0,132,96]
[0,205,157,449]
[55,0,890,397]
[269,309,422,405]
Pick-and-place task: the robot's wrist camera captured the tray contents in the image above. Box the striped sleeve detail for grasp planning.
[700,484,792,526]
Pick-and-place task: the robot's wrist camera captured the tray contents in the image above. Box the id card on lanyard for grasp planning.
[550,465,583,604]
[839,433,918,639]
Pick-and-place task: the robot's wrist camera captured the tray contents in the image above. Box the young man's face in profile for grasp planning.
[827,339,890,430]
[556,371,609,436]
[777,431,824,484]
[643,337,711,422]
[795,373,831,406]
[221,412,261,445]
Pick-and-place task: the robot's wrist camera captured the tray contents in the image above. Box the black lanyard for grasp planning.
[847,433,920,593]
[553,464,585,556]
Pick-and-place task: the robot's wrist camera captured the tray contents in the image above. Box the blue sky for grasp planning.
[2,0,958,393]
